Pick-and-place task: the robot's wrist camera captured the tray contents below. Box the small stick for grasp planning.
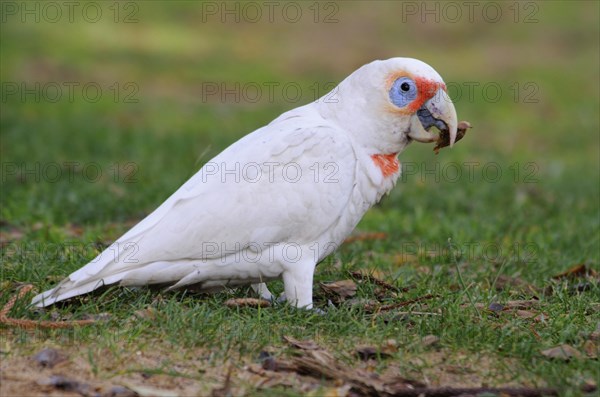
[0,285,96,329]
[349,271,401,293]
[344,232,388,244]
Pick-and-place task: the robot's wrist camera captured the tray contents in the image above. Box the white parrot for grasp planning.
[32,58,458,309]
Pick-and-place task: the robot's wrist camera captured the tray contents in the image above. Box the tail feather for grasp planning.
[31,270,131,307]
[31,259,201,307]
[31,235,150,307]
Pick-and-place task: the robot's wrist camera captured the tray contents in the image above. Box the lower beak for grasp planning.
[408,89,458,146]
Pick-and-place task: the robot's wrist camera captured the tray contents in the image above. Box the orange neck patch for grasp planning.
[371,153,399,177]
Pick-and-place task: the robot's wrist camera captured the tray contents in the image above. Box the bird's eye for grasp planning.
[389,77,418,108]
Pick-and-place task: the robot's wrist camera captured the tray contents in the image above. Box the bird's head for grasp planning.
[318,58,457,155]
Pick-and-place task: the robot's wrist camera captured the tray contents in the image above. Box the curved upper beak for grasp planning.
[408,89,458,146]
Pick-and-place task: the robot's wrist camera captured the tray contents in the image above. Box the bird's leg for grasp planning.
[282,262,315,309]
[251,282,274,301]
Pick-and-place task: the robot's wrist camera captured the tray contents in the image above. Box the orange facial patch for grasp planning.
[371,153,400,177]
[385,71,446,115]
[407,77,446,112]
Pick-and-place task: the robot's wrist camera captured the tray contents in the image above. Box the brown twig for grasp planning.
[224,298,271,308]
[289,352,382,396]
[0,285,96,329]
[269,349,557,397]
[343,232,388,244]
[349,271,401,293]
[392,311,440,316]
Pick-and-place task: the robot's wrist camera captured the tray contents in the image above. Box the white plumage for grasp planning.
[33,58,458,309]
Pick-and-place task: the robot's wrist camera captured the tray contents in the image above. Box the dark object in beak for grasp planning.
[434,121,471,154]
[417,107,449,133]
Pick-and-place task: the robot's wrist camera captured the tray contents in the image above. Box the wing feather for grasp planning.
[33,105,357,306]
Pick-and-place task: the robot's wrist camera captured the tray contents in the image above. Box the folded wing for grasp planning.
[33,107,357,306]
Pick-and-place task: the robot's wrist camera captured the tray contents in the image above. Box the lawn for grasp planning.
[1,1,599,396]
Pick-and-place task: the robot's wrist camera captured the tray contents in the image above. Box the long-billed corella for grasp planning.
[33,58,467,310]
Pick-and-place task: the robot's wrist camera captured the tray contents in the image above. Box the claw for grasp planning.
[251,283,274,301]
[276,293,287,304]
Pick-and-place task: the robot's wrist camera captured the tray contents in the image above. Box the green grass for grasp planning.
[1,1,599,396]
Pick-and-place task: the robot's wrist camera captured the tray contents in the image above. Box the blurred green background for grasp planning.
[1,1,598,270]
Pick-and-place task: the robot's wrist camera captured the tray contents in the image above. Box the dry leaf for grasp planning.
[582,340,598,359]
[224,298,271,308]
[421,335,440,347]
[268,345,554,397]
[552,264,598,280]
[319,280,357,302]
[133,307,158,320]
[283,336,321,351]
[495,275,539,295]
[515,310,537,319]
[541,344,583,360]
[284,349,393,395]
[503,300,540,310]
[32,348,66,368]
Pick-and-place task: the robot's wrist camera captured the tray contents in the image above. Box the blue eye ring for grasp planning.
[389,77,418,108]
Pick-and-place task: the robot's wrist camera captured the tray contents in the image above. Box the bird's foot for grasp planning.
[276,293,287,304]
